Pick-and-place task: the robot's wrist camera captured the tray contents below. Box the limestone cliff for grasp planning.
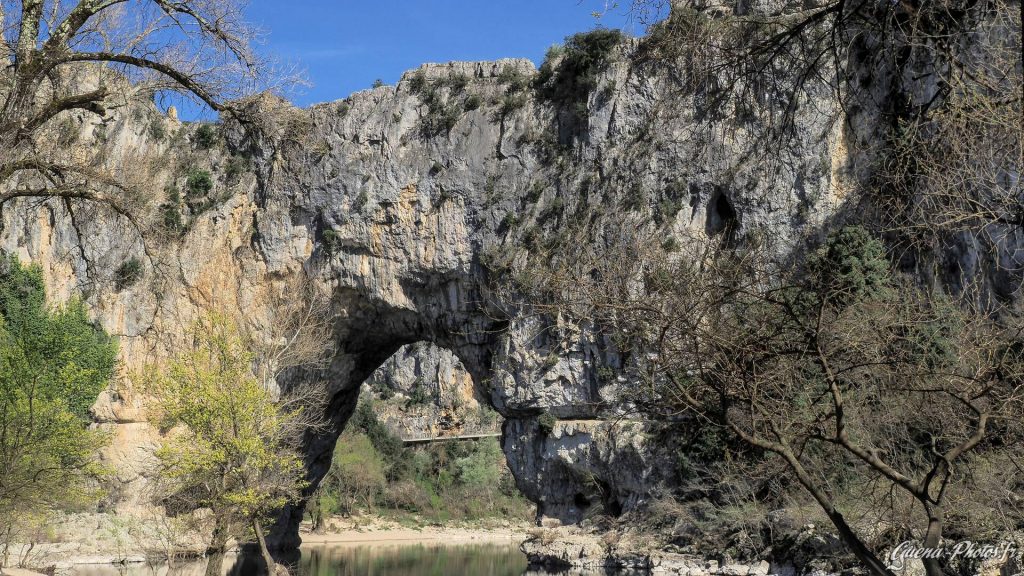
[364,342,500,439]
[0,41,849,542]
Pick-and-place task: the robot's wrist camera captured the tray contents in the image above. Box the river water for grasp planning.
[69,543,588,576]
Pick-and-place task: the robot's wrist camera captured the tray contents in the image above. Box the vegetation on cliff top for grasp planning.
[536,29,624,118]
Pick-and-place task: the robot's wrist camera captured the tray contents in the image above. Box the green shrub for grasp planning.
[527,181,544,203]
[185,169,213,198]
[405,379,432,407]
[655,199,683,225]
[353,190,369,212]
[407,70,428,93]
[441,73,469,93]
[420,101,460,137]
[539,197,564,223]
[500,212,519,231]
[114,257,143,291]
[149,118,166,141]
[497,65,527,89]
[372,78,384,89]
[596,365,617,383]
[498,92,528,119]
[537,412,557,436]
[535,28,625,126]
[223,155,249,185]
[329,432,387,513]
[456,438,503,487]
[348,400,405,462]
[463,94,483,112]
[160,186,184,233]
[192,123,217,149]
[806,225,890,305]
[369,376,395,400]
[321,229,340,255]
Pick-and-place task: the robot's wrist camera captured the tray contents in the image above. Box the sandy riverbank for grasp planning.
[1,515,531,574]
[298,517,529,547]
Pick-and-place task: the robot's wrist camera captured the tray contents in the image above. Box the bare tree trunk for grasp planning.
[205,550,226,576]
[252,518,277,575]
[921,504,945,576]
[309,492,324,534]
[822,506,898,576]
[775,446,898,576]
[205,515,230,576]
[2,523,11,570]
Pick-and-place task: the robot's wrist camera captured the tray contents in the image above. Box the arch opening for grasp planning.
[299,341,534,535]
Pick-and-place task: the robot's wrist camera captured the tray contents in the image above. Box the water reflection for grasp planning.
[69,543,612,576]
[301,543,527,576]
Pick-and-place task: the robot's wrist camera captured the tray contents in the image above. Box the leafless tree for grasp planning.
[518,225,1024,576]
[0,0,276,235]
[249,274,336,398]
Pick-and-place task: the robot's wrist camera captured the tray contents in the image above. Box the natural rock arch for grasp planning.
[268,278,506,547]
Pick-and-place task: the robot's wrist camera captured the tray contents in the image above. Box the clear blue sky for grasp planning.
[243,1,649,108]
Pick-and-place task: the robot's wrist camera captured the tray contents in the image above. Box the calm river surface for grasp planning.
[70,543,592,576]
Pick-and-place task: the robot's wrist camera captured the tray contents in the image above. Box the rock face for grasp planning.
[0,13,1014,563]
[0,41,846,546]
[250,42,844,543]
[364,342,500,439]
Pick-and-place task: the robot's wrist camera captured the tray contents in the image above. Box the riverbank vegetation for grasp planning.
[307,399,531,530]
[0,256,117,567]
[150,313,327,576]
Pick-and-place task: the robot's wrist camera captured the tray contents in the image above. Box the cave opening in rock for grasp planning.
[573,493,592,510]
[706,187,738,241]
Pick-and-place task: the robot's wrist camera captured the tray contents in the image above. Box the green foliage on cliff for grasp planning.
[0,255,117,560]
[185,168,214,198]
[535,29,624,125]
[114,257,144,291]
[192,123,218,150]
[537,411,557,436]
[806,225,890,305]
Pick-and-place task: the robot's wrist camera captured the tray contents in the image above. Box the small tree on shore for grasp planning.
[153,313,324,576]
